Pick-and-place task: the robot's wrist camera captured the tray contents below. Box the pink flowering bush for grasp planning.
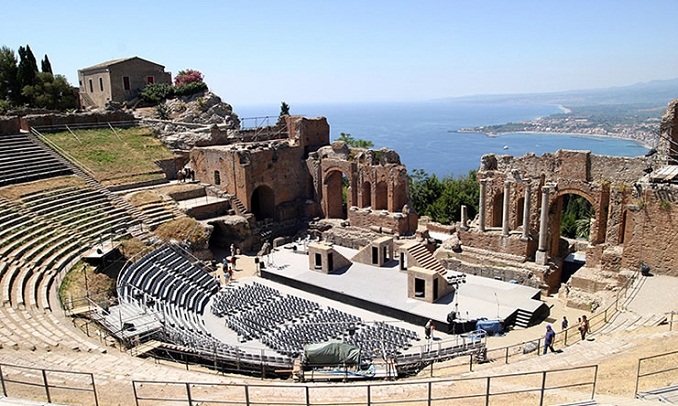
[174,69,204,86]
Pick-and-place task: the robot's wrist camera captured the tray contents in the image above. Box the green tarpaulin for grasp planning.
[303,341,361,365]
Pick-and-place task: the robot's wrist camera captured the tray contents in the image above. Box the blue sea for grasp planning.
[235,101,649,178]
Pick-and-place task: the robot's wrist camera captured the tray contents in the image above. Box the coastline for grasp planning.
[454,129,652,149]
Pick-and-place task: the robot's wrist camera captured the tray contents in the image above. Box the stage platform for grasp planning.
[259,243,549,333]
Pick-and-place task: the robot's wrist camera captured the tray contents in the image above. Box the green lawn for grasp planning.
[41,126,174,186]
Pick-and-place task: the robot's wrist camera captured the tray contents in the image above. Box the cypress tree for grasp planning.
[17,45,38,104]
[41,54,53,75]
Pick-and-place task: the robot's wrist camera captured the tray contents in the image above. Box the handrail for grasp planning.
[131,364,598,406]
[0,362,99,406]
[65,125,81,142]
[635,348,678,397]
[108,122,123,141]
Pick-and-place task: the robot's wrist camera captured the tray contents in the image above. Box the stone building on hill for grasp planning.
[78,56,172,109]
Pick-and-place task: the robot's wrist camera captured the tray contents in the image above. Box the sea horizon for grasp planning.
[235,100,649,178]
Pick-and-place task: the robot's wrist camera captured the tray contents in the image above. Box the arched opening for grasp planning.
[251,185,275,221]
[515,196,525,229]
[325,170,348,219]
[491,192,503,227]
[214,170,221,185]
[361,181,372,208]
[374,181,388,210]
[551,193,595,283]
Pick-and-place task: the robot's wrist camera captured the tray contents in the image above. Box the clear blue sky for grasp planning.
[2,1,677,107]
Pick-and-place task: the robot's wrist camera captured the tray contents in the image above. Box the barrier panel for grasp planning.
[0,362,98,406]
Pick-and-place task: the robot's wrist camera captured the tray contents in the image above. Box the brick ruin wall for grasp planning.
[621,186,678,276]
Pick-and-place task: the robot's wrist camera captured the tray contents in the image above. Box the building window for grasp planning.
[99,77,104,91]
[88,79,93,93]
[147,76,155,84]
[214,170,221,185]
[123,76,130,91]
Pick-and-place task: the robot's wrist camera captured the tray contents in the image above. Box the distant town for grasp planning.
[458,104,664,148]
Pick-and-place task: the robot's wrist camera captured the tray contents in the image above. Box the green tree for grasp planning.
[21,72,77,110]
[559,195,593,239]
[408,169,479,224]
[279,101,290,117]
[337,132,374,149]
[17,45,38,104]
[41,54,52,75]
[0,46,19,104]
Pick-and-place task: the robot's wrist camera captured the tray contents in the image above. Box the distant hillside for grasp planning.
[444,78,678,108]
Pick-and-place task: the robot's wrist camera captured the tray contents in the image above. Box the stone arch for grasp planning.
[548,188,599,258]
[360,181,372,208]
[323,169,350,219]
[374,180,388,210]
[251,184,275,221]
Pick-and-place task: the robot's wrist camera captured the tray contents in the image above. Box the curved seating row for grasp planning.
[0,182,137,310]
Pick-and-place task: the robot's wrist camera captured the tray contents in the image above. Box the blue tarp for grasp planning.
[476,319,503,335]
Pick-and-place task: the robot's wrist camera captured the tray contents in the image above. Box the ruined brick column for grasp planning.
[479,179,487,232]
[536,185,551,264]
[521,182,531,241]
[502,180,511,236]
[461,205,469,230]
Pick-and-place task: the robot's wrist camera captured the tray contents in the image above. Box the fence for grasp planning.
[0,362,98,406]
[667,311,677,332]
[31,120,139,133]
[131,364,597,406]
[634,349,678,397]
[430,270,640,376]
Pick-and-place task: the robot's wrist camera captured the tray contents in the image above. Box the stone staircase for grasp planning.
[229,195,248,216]
[405,243,446,275]
[514,308,534,328]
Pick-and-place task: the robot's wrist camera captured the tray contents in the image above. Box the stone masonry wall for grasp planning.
[0,116,21,135]
[21,111,136,131]
[621,186,678,276]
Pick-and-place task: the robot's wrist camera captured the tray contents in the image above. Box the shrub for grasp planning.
[154,103,170,119]
[140,83,174,103]
[174,69,204,86]
[174,81,207,97]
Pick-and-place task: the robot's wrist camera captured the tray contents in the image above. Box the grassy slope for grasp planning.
[42,126,174,187]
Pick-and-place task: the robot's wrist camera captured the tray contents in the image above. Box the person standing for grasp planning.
[561,316,569,330]
[579,315,589,340]
[425,319,434,340]
[544,325,556,354]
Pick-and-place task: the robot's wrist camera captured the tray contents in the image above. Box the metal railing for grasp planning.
[634,348,678,397]
[0,362,98,406]
[131,364,598,406]
[431,270,641,376]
